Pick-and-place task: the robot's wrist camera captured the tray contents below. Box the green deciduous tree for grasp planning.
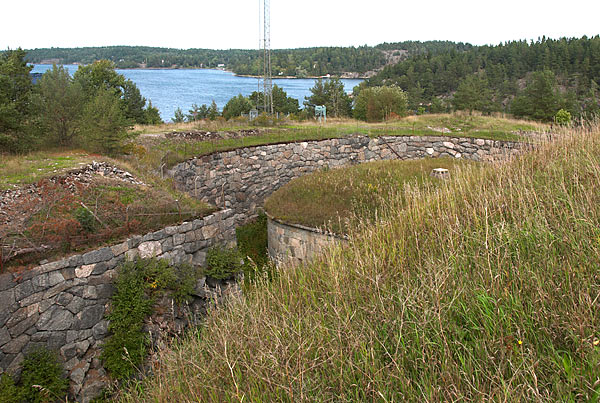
[33,64,84,146]
[510,70,564,121]
[222,94,253,120]
[353,85,408,122]
[80,88,132,155]
[172,107,185,123]
[305,78,352,118]
[250,85,300,115]
[73,60,161,125]
[208,100,219,120]
[452,74,495,113]
[0,48,35,152]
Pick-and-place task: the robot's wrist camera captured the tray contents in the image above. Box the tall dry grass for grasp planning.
[121,124,600,402]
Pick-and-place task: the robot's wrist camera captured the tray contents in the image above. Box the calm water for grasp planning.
[31,64,362,122]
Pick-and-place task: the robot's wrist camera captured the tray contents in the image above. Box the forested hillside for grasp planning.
[362,36,600,118]
[21,41,469,77]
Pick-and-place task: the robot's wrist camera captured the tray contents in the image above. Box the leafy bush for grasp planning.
[205,245,243,280]
[0,374,20,403]
[74,206,96,232]
[555,108,572,125]
[236,213,269,279]
[101,258,199,380]
[19,348,69,403]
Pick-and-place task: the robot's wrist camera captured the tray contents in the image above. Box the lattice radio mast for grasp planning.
[259,0,273,114]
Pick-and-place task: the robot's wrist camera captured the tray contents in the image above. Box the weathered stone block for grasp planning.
[60,267,76,280]
[32,271,65,292]
[173,233,186,246]
[0,327,11,347]
[180,222,193,232]
[164,225,179,235]
[95,284,114,299]
[0,289,15,308]
[138,241,162,259]
[77,305,105,330]
[8,313,39,337]
[82,248,114,265]
[39,259,69,274]
[2,335,29,354]
[125,249,139,261]
[91,262,110,276]
[201,224,218,239]
[92,320,108,340]
[37,307,74,331]
[110,242,129,257]
[76,264,95,278]
[192,251,207,266]
[127,235,142,249]
[83,286,98,300]
[14,281,33,303]
[0,273,14,292]
[56,292,74,306]
[31,331,66,350]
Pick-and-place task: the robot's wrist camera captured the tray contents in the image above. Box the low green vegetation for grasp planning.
[265,158,473,234]
[121,124,600,401]
[236,213,269,274]
[0,347,69,403]
[0,151,92,190]
[134,113,545,170]
[204,245,243,280]
[101,258,200,380]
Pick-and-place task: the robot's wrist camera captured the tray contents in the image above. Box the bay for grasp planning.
[30,64,362,122]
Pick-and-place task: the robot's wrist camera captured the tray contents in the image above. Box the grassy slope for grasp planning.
[122,125,599,401]
[0,150,214,269]
[133,113,547,170]
[265,158,474,234]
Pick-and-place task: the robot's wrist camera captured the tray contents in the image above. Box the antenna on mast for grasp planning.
[259,0,273,115]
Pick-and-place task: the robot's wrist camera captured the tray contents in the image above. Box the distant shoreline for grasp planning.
[32,63,366,80]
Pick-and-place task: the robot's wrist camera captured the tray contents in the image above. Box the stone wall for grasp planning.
[171,135,525,224]
[0,209,235,401]
[267,216,346,266]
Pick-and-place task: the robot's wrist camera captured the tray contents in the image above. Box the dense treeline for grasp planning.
[20,42,469,77]
[0,50,160,154]
[362,36,600,119]
[22,46,386,76]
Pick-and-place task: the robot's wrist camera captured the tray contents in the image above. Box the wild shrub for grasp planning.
[204,245,243,280]
[101,258,199,380]
[19,348,69,403]
[0,374,20,403]
[236,213,269,279]
[74,206,96,232]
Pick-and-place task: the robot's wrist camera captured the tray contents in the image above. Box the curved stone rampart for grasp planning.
[171,135,526,223]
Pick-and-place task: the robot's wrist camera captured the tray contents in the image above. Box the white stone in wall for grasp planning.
[138,241,162,259]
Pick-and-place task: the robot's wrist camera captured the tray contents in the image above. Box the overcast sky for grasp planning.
[3,0,599,50]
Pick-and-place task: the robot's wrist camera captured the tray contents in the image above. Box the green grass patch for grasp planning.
[0,150,93,190]
[236,213,270,278]
[131,113,546,171]
[265,158,474,234]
